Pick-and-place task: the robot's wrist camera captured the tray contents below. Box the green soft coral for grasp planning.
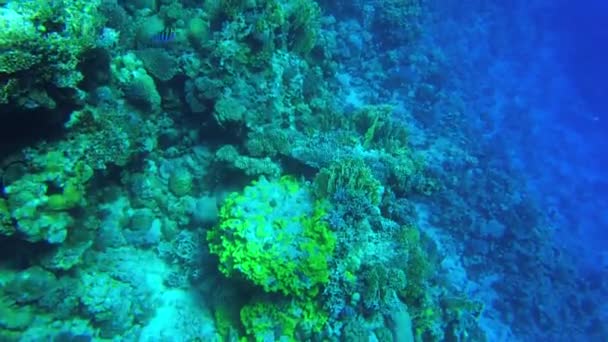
[260,0,321,55]
[207,176,336,297]
[352,105,409,153]
[396,225,445,339]
[216,0,321,69]
[314,157,384,205]
[398,225,432,305]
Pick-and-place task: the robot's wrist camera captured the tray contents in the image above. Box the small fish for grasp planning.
[151,27,176,43]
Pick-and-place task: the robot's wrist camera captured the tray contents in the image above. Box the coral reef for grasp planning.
[0,0,604,341]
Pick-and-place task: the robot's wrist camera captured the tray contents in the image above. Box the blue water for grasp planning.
[432,1,608,338]
[439,0,608,331]
[548,0,608,271]
[0,0,606,341]
[458,0,608,272]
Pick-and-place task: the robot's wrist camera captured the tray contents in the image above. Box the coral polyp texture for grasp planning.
[207,176,336,297]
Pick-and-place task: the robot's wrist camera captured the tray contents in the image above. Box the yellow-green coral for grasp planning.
[240,297,328,341]
[207,176,336,297]
[187,17,210,45]
[441,296,484,322]
[267,0,321,54]
[314,158,384,205]
[45,180,84,211]
[286,3,322,60]
[213,302,243,341]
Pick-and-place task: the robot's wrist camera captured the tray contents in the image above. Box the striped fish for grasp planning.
[151,27,176,43]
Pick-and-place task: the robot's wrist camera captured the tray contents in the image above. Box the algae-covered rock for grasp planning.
[3,151,91,244]
[4,175,74,243]
[4,266,58,304]
[215,145,282,177]
[40,241,93,271]
[0,300,34,331]
[187,17,210,45]
[168,168,193,197]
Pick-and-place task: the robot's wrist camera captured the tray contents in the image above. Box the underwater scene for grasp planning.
[0,0,606,341]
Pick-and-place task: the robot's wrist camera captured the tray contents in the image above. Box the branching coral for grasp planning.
[214,0,322,69]
[0,0,105,106]
[314,157,384,206]
[65,102,158,169]
[351,104,410,153]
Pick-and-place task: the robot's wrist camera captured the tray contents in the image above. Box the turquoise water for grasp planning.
[0,0,605,341]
